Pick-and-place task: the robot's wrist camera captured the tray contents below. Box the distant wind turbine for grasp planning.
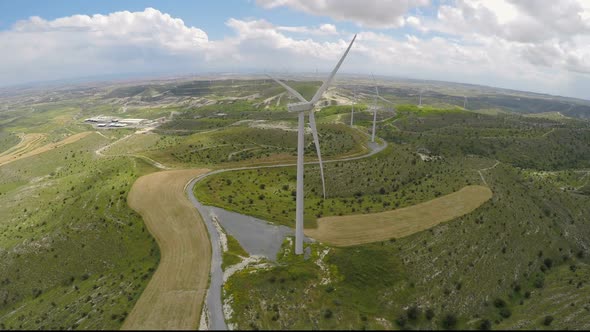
[268,34,357,255]
[418,88,423,108]
[371,75,379,143]
[464,95,468,109]
[369,75,396,142]
[350,88,356,127]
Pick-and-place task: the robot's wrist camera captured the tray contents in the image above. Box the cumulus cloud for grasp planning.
[256,0,430,28]
[0,8,211,84]
[416,0,590,88]
[1,4,589,99]
[277,23,339,35]
[433,0,590,43]
[405,15,428,33]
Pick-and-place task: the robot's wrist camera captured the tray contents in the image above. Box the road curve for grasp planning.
[185,137,388,330]
[122,169,211,330]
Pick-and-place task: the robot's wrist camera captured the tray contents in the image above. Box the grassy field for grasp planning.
[2,78,590,331]
[497,263,590,330]
[122,169,210,330]
[305,185,492,246]
[194,143,480,229]
[0,131,160,330]
[0,132,20,154]
[0,132,91,167]
[222,233,250,271]
[212,105,590,330]
[222,162,590,330]
[147,124,368,168]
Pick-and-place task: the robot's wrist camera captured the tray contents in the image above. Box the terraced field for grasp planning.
[0,132,91,167]
[0,133,45,159]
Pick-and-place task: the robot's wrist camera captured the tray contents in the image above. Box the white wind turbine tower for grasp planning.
[371,76,379,143]
[350,88,356,127]
[369,76,395,142]
[463,95,468,109]
[269,34,357,255]
[418,88,423,108]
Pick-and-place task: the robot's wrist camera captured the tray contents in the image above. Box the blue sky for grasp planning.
[0,0,589,99]
[0,1,362,39]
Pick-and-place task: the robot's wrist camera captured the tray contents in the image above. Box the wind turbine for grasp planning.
[371,75,379,143]
[418,88,423,108]
[350,88,356,127]
[463,95,468,109]
[369,75,397,142]
[268,34,357,255]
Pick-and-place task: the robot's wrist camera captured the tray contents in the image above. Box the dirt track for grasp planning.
[0,133,45,157]
[0,132,91,167]
[305,185,492,246]
[122,169,211,330]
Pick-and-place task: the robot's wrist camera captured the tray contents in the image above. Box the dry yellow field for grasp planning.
[122,169,211,330]
[0,132,91,167]
[305,185,492,246]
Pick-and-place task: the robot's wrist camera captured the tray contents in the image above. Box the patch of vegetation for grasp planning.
[151,123,368,168]
[220,106,590,330]
[0,131,19,154]
[497,263,590,329]
[195,144,477,228]
[222,233,249,271]
[0,132,160,330]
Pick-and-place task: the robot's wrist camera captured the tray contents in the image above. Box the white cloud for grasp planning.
[256,0,430,28]
[418,0,590,87]
[435,0,590,43]
[0,5,589,99]
[0,8,211,84]
[276,23,339,35]
[405,15,427,32]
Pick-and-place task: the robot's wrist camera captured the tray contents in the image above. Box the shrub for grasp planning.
[534,276,545,289]
[425,308,435,320]
[407,305,420,321]
[543,315,554,326]
[395,316,407,328]
[478,319,492,330]
[543,258,553,269]
[499,308,511,318]
[493,298,506,308]
[441,313,457,329]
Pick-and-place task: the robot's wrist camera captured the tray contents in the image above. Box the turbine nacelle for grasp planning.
[287,102,314,113]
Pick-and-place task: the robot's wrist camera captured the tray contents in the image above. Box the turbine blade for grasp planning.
[372,73,380,96]
[266,74,308,103]
[310,34,357,105]
[377,95,395,105]
[309,110,326,199]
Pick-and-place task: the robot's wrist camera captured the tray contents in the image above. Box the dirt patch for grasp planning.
[305,185,492,246]
[122,169,211,330]
[0,132,91,167]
